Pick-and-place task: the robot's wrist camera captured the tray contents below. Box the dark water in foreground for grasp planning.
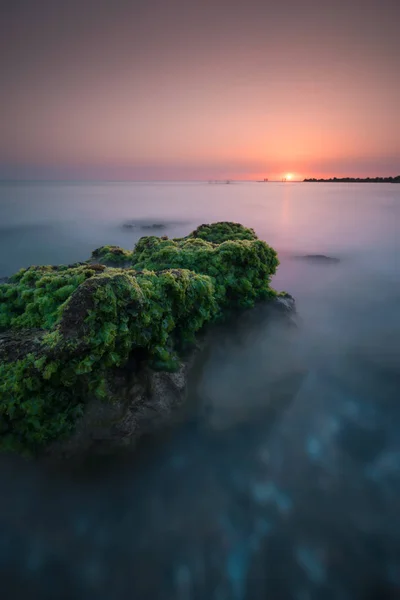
[1,182,400,598]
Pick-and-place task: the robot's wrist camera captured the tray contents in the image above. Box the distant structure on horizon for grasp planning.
[304,176,400,184]
[208,179,233,184]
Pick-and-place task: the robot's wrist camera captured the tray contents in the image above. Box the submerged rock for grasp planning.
[293,254,340,264]
[272,293,296,313]
[123,221,167,230]
[50,291,296,458]
[121,219,191,231]
[46,353,199,458]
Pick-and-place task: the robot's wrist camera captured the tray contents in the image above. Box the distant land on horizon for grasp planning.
[0,176,399,184]
[304,176,400,183]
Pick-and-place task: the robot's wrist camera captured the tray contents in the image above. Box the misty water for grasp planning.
[1,182,400,599]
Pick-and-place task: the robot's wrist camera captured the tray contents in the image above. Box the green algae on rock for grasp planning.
[91,245,133,265]
[0,222,283,455]
[189,221,257,244]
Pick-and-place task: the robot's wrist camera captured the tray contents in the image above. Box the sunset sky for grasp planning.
[1,0,399,181]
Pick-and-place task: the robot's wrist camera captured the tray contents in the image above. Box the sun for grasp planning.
[286,173,293,180]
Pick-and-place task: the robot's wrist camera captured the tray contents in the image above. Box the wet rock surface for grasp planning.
[0,329,44,362]
[46,354,200,459]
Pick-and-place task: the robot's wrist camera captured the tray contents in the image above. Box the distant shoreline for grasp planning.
[0,177,399,185]
[303,176,400,184]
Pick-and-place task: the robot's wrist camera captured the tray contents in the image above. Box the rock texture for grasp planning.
[46,295,296,458]
[46,356,198,458]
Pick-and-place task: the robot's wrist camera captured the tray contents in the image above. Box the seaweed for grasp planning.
[0,223,280,453]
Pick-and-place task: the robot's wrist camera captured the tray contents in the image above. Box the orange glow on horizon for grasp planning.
[0,1,398,181]
[248,171,303,182]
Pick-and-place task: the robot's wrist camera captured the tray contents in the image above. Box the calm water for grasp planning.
[1,182,400,599]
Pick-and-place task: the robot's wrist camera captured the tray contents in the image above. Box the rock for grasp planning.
[122,219,191,231]
[1,293,295,459]
[122,221,167,230]
[293,254,340,263]
[273,293,296,313]
[192,294,300,432]
[236,294,297,330]
[0,329,44,362]
[45,353,200,458]
[0,223,291,457]
[141,223,167,230]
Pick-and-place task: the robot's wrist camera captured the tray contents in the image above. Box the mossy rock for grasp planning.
[0,222,283,455]
[91,246,133,265]
[190,222,257,243]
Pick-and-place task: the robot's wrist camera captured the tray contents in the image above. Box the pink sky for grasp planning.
[1,0,399,180]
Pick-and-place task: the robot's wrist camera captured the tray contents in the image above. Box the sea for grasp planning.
[0,181,399,599]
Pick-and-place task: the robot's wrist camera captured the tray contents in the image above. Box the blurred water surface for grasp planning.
[0,181,399,599]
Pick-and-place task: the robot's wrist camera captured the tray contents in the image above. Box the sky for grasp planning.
[1,0,399,181]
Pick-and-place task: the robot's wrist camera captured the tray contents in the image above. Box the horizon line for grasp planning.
[0,175,399,184]
[0,178,297,184]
